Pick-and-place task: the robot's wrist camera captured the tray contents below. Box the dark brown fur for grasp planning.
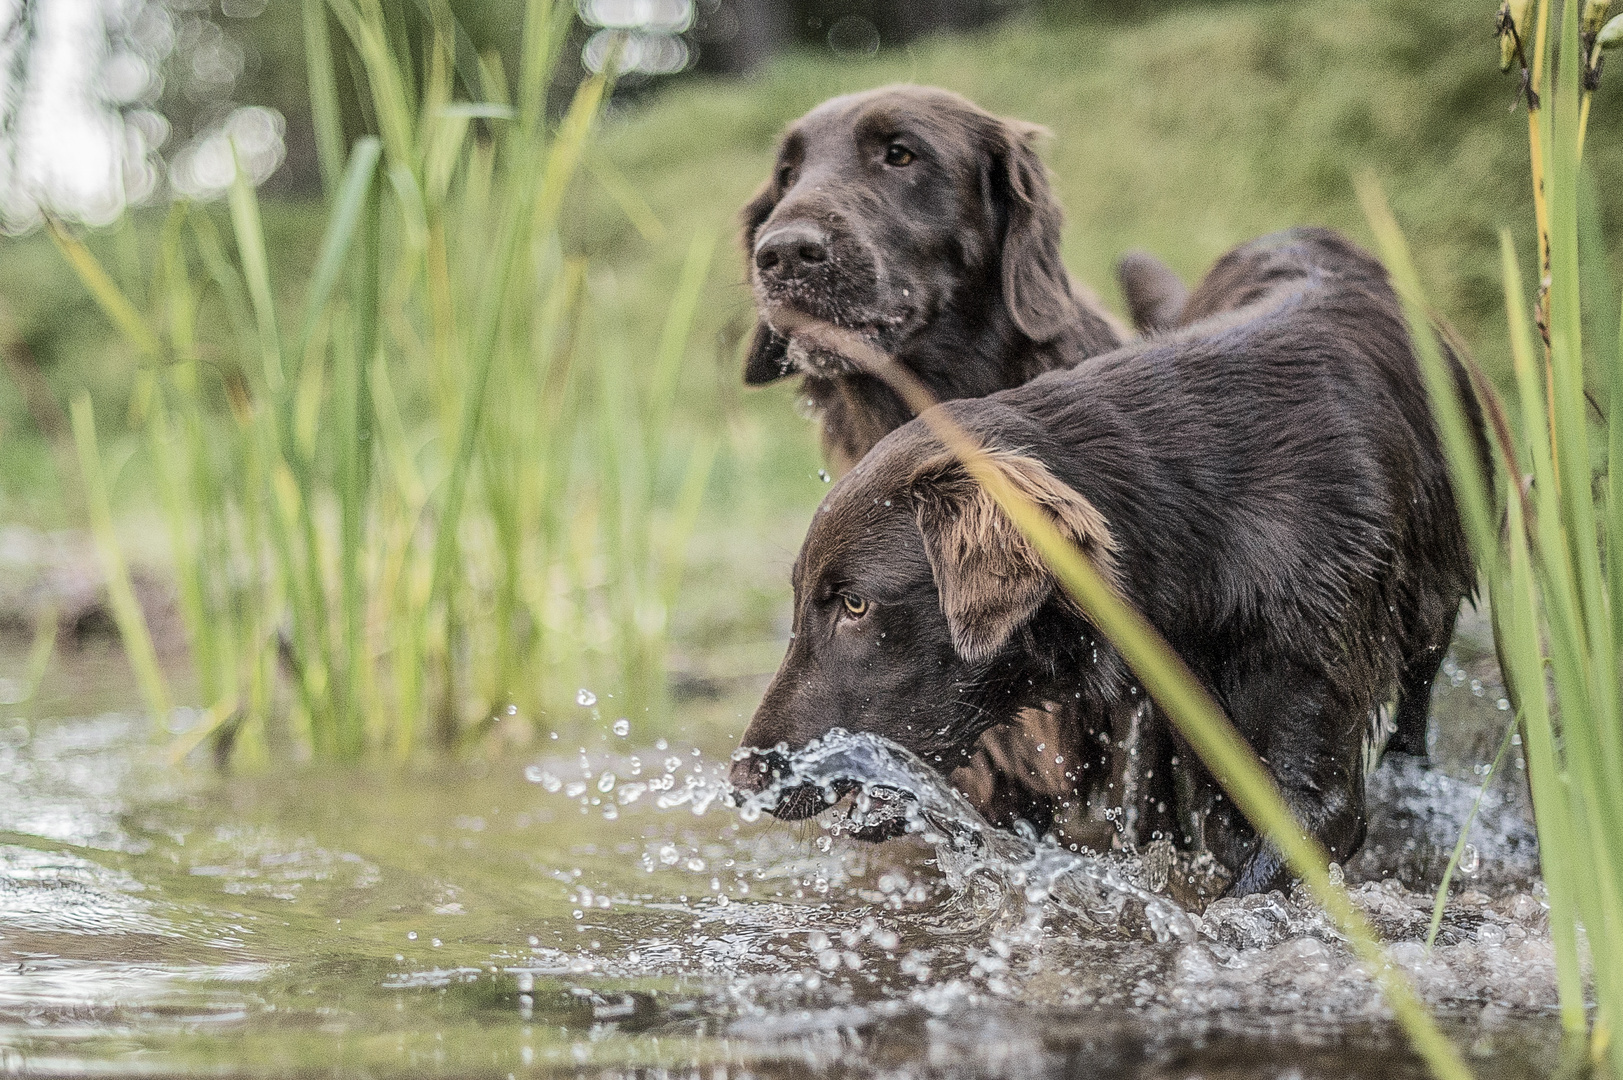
[731,231,1483,896]
[740,85,1138,841]
[1117,228,1453,758]
[739,85,1125,474]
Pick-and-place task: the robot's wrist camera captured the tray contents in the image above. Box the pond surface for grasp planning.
[0,623,1580,1079]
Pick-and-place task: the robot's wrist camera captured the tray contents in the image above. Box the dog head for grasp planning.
[729,418,1121,817]
[739,85,1081,387]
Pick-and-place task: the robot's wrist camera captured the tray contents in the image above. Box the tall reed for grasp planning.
[55,0,713,759]
[1363,1,1623,1073]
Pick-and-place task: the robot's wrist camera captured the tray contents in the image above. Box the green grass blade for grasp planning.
[70,393,173,725]
[302,0,345,195]
[369,353,426,508]
[227,149,285,393]
[1502,232,1555,505]
[295,137,383,358]
[47,222,163,360]
[16,603,57,705]
[1611,287,1623,667]
[1357,178,1495,561]
[1503,479,1589,1030]
[324,0,417,174]
[531,74,607,236]
[518,0,554,130]
[146,401,214,701]
[188,210,259,363]
[648,229,716,442]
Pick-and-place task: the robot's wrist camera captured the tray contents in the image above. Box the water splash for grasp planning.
[732,730,1200,944]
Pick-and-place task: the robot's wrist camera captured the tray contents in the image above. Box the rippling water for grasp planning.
[0,624,1573,1078]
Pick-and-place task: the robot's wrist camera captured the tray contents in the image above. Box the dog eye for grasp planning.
[884,143,915,167]
[777,164,796,187]
[841,594,870,618]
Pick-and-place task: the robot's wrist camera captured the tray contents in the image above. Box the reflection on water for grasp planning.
[0,625,1570,1079]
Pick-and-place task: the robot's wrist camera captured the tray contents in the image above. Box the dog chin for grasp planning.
[784,334,863,376]
[759,301,895,371]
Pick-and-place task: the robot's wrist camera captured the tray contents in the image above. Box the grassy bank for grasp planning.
[2,0,1619,735]
[9,2,1621,516]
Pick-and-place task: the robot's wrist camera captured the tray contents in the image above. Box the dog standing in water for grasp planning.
[739,84,1158,840]
[731,232,1480,896]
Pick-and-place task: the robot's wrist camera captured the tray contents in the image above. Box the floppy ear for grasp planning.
[743,322,792,384]
[988,122,1077,343]
[912,450,1119,663]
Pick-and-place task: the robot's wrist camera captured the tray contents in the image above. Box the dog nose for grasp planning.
[754,224,829,282]
[727,748,788,799]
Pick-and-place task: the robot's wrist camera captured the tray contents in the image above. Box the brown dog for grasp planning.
[731,231,1482,896]
[739,85,1127,474]
[740,85,1152,841]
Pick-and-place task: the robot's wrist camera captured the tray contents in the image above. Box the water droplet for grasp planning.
[1459,843,1481,875]
[597,773,616,793]
[818,469,831,483]
[613,718,630,737]
[577,688,597,707]
[572,909,584,920]
[407,931,417,940]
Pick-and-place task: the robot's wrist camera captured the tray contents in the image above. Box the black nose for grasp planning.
[728,748,790,799]
[754,223,829,282]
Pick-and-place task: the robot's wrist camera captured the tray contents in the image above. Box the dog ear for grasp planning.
[989,122,1076,343]
[743,322,793,384]
[739,176,793,385]
[912,450,1119,663]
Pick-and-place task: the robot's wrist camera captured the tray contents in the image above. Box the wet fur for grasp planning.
[1116,228,1455,758]
[741,86,1142,841]
[739,85,1124,474]
[733,233,1483,896]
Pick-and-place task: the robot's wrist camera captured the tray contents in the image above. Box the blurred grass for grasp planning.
[3,0,1620,718]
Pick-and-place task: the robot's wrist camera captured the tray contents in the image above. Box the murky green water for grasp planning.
[0,626,1577,1079]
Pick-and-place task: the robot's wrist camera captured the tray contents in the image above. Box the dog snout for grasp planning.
[727,747,790,798]
[754,223,830,283]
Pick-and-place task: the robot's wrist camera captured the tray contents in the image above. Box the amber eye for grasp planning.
[884,143,915,167]
[842,594,870,618]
